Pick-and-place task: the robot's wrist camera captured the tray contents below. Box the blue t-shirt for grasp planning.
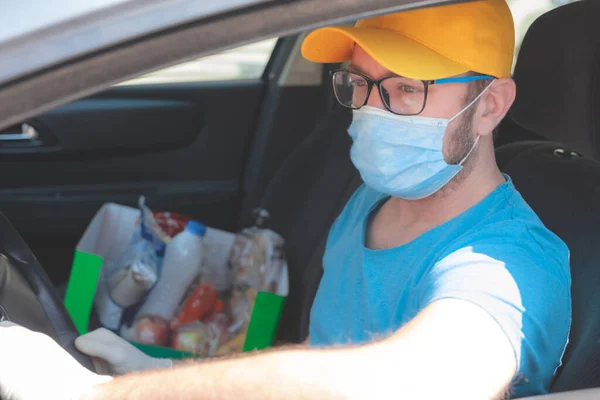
[309,176,571,398]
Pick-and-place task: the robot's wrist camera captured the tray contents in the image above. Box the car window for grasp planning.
[126,0,579,85]
[120,38,278,86]
[508,0,580,69]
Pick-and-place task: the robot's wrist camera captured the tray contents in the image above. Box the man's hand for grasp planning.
[0,322,112,400]
[75,328,173,375]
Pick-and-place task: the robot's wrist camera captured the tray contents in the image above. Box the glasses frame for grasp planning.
[330,69,494,116]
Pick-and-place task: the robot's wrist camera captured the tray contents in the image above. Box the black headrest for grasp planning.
[510,0,600,160]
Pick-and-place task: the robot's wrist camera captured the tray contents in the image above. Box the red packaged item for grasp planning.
[134,316,171,346]
[214,299,225,313]
[170,283,218,331]
[152,212,190,238]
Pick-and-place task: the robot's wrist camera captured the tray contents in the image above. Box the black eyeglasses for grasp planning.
[330,69,494,116]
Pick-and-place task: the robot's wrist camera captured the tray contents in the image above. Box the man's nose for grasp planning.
[366,87,386,110]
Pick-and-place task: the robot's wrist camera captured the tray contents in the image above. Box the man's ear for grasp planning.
[476,78,516,137]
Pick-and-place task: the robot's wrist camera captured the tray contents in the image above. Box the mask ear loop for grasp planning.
[452,79,495,166]
[449,79,496,123]
[458,135,481,166]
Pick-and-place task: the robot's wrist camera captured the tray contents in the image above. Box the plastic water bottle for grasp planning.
[136,220,207,321]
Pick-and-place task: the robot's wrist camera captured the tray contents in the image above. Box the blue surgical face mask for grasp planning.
[347,80,494,200]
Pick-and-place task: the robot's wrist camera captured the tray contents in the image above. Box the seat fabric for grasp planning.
[496,0,600,393]
[257,105,360,343]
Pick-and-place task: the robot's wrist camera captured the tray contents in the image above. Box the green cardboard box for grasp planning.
[64,203,288,359]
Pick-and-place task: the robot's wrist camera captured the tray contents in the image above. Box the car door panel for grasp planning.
[31,98,204,154]
[1,82,264,285]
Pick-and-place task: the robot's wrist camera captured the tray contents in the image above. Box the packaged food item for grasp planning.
[203,312,230,336]
[172,321,211,355]
[209,209,288,355]
[171,315,229,357]
[137,197,172,257]
[214,299,225,313]
[204,312,231,356]
[79,201,288,359]
[228,211,286,293]
[216,323,249,356]
[134,316,171,346]
[108,260,157,308]
[151,212,189,238]
[228,287,257,335]
[170,282,218,331]
[97,197,166,329]
[199,230,234,292]
[135,221,207,321]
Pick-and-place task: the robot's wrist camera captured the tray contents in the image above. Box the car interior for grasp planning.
[495,0,600,392]
[0,0,597,398]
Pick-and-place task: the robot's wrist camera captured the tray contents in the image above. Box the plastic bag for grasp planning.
[100,197,190,330]
[107,197,166,308]
[217,209,288,354]
[229,228,286,293]
[172,313,230,356]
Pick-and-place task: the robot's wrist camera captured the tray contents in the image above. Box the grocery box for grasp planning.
[64,203,288,359]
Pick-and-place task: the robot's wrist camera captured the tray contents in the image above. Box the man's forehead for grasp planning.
[348,63,396,78]
[349,47,396,78]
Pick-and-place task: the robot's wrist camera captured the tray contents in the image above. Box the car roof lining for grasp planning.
[0,0,470,132]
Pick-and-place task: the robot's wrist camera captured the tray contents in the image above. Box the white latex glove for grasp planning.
[0,322,112,400]
[75,328,173,375]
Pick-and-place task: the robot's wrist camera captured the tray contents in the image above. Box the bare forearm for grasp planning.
[82,346,354,400]
[81,301,516,400]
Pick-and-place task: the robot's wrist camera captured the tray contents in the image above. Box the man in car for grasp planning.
[0,1,570,399]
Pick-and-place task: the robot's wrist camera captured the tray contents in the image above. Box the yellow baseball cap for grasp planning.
[301,0,515,80]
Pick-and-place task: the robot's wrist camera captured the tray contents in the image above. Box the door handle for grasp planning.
[0,123,39,142]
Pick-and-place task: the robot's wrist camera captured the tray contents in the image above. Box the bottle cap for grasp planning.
[186,220,206,237]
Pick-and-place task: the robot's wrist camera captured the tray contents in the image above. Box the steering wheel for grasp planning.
[0,213,95,371]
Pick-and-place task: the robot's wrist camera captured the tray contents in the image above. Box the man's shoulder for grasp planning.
[497,182,569,265]
[444,181,570,277]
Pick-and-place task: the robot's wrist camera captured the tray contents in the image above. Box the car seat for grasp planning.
[253,104,360,344]
[495,0,600,393]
